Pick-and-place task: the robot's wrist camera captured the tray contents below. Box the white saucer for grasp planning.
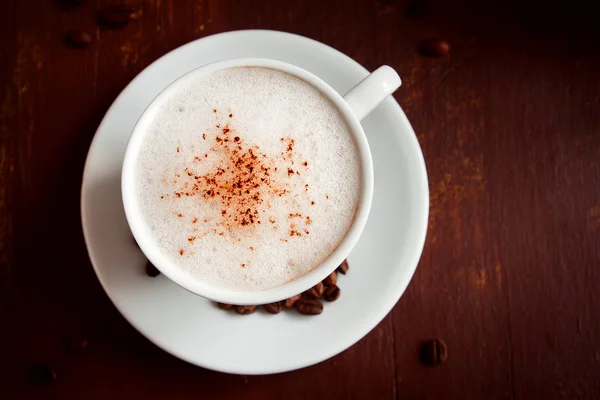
[81,30,429,375]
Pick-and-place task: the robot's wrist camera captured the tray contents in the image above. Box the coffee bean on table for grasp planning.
[145,260,160,277]
[283,294,301,308]
[337,259,349,275]
[306,281,324,299]
[323,285,340,302]
[323,271,337,286]
[419,38,450,58]
[67,337,89,354]
[295,298,323,315]
[263,302,282,314]
[234,305,257,315]
[217,303,233,311]
[98,5,142,28]
[419,339,448,365]
[28,364,57,385]
[65,30,92,48]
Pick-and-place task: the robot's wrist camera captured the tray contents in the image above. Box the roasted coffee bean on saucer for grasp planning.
[263,302,283,314]
[337,259,349,274]
[217,303,233,311]
[234,305,257,315]
[306,281,324,298]
[324,285,340,302]
[214,259,349,315]
[295,298,323,315]
[283,294,302,308]
[323,271,337,286]
[145,260,160,277]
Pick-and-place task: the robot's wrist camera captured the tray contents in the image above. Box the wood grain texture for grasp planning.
[1,0,600,399]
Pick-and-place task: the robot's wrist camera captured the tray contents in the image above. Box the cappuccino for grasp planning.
[134,67,361,291]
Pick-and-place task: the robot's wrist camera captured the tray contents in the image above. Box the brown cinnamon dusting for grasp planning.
[179,249,184,255]
[171,124,295,233]
[165,115,316,246]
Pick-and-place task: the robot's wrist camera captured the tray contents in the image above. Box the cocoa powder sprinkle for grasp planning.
[168,130,296,233]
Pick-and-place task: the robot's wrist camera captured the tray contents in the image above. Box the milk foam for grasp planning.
[135,67,361,291]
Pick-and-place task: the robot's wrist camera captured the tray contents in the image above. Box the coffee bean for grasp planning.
[67,337,89,353]
[98,5,142,28]
[419,339,448,365]
[28,364,57,385]
[145,260,160,277]
[323,285,340,302]
[234,305,257,315]
[323,271,337,286]
[306,281,324,298]
[65,30,92,48]
[419,38,450,58]
[216,302,233,310]
[263,302,282,314]
[337,259,349,275]
[295,298,323,315]
[283,294,301,308]
[406,1,432,18]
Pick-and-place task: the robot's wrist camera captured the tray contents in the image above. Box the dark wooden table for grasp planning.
[2,0,600,398]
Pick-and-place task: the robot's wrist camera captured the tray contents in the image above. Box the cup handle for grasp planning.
[343,66,402,121]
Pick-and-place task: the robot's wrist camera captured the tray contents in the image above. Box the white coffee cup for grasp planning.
[122,58,401,305]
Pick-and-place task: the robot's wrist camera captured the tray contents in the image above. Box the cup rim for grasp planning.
[121,57,374,304]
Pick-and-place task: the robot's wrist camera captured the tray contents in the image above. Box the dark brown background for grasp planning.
[2,0,600,399]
